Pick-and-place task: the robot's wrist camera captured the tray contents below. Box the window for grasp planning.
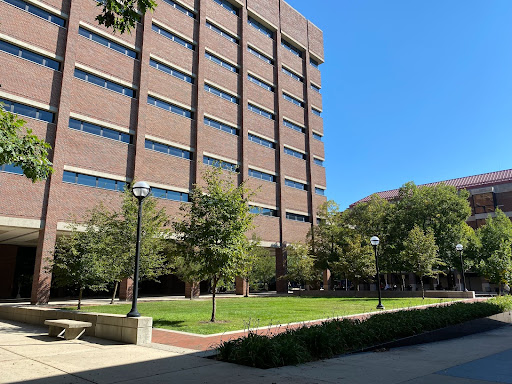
[311,83,321,93]
[310,57,320,68]
[248,133,275,149]
[204,84,238,104]
[248,16,273,38]
[203,156,238,172]
[2,0,65,26]
[74,68,135,97]
[152,187,189,202]
[0,40,60,70]
[0,164,23,175]
[0,98,54,123]
[148,96,193,118]
[248,74,273,92]
[285,178,307,190]
[283,119,304,133]
[152,24,194,50]
[78,27,137,58]
[248,103,273,120]
[286,212,309,222]
[69,118,132,143]
[250,206,277,216]
[312,108,322,117]
[282,67,303,82]
[149,58,193,83]
[313,132,322,141]
[248,46,273,65]
[284,147,305,160]
[313,158,324,166]
[248,168,275,182]
[206,21,238,44]
[145,139,192,160]
[205,52,237,73]
[315,187,325,196]
[316,217,324,225]
[281,39,302,58]
[162,0,195,18]
[213,0,237,15]
[63,170,126,191]
[283,93,304,108]
[204,117,238,135]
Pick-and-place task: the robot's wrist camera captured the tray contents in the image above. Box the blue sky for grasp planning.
[287,0,512,209]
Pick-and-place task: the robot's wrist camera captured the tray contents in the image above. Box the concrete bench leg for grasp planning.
[48,326,63,338]
[64,328,86,340]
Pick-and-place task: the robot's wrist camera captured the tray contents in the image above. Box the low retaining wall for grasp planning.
[0,306,152,345]
[293,290,476,299]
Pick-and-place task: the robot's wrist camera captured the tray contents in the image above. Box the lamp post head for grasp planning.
[456,244,463,252]
[370,236,380,246]
[132,181,151,201]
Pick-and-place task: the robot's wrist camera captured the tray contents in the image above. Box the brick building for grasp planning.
[352,169,512,228]
[0,0,326,302]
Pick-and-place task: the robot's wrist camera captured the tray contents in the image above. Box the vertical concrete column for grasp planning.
[31,1,82,304]
[235,276,248,295]
[185,282,200,299]
[119,278,133,301]
[323,269,331,291]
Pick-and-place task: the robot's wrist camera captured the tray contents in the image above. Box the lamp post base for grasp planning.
[376,303,385,310]
[127,309,141,318]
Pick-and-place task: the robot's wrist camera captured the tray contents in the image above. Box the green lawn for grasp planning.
[74,296,457,334]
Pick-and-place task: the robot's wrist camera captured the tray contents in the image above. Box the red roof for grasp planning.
[352,168,512,206]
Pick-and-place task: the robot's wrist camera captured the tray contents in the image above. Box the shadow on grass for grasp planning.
[153,319,186,329]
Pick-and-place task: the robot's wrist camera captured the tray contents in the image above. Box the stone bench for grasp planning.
[44,319,92,340]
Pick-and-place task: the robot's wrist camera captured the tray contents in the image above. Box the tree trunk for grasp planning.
[210,278,217,322]
[78,287,83,310]
[110,281,119,304]
[421,278,425,300]
[244,278,249,297]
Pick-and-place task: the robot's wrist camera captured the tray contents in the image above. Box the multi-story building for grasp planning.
[0,0,326,302]
[352,169,512,228]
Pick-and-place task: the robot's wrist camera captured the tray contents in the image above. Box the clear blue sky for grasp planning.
[287,0,512,209]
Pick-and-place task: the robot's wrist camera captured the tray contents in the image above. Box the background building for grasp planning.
[352,169,512,228]
[0,0,326,302]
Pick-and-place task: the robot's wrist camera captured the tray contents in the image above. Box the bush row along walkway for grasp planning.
[152,298,485,351]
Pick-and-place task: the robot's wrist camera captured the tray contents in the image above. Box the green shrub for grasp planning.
[217,297,512,368]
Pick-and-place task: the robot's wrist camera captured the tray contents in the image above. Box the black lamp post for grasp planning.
[371,236,385,310]
[456,243,467,292]
[127,181,151,318]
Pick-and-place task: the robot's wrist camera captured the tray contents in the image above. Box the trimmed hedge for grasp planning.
[217,297,512,368]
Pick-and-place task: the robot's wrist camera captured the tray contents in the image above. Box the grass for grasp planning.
[72,296,457,334]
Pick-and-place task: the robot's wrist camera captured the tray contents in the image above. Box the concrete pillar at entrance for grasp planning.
[235,277,248,296]
[185,282,200,299]
[276,247,288,293]
[119,278,133,301]
[323,269,331,291]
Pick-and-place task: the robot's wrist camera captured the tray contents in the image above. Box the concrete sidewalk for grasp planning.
[1,319,511,383]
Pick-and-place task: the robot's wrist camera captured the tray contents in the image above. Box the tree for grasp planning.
[331,232,376,291]
[477,208,512,294]
[96,0,157,34]
[51,221,109,309]
[284,243,320,289]
[172,166,255,322]
[248,248,275,291]
[401,226,443,299]
[0,105,53,182]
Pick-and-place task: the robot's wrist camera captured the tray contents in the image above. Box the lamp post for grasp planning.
[456,244,467,292]
[370,236,385,310]
[127,181,151,318]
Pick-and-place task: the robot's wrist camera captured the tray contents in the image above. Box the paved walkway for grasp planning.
[1,319,511,383]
